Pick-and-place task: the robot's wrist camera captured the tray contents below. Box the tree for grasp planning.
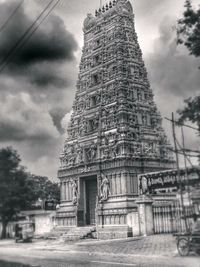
[30,175,60,203]
[0,147,37,238]
[177,96,200,132]
[177,0,200,57]
[177,1,200,130]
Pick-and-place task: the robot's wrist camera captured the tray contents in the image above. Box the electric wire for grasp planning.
[1,0,61,69]
[166,115,199,167]
[0,0,56,70]
[0,0,58,72]
[168,146,200,156]
[0,0,24,34]
[183,148,200,153]
[168,147,199,158]
[165,117,199,132]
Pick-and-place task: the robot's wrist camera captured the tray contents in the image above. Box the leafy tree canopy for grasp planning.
[0,147,37,238]
[29,174,60,202]
[177,96,200,131]
[0,147,60,238]
[177,1,200,129]
[177,0,200,57]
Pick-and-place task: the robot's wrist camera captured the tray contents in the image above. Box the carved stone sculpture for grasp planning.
[99,174,110,202]
[70,179,78,204]
[139,176,148,195]
[76,145,84,163]
[57,0,174,230]
[85,143,97,162]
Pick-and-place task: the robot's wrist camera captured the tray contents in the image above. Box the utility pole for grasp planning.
[171,112,188,231]
[181,126,191,206]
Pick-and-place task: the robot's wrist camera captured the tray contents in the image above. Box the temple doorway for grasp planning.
[78,175,98,226]
[85,177,97,225]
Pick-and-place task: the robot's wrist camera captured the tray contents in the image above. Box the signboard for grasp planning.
[138,167,200,194]
[44,200,56,210]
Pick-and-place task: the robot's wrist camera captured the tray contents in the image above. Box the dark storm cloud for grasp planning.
[0,122,26,142]
[0,121,53,142]
[146,16,200,98]
[29,66,68,88]
[145,16,200,156]
[0,93,59,142]
[0,0,78,69]
[0,0,78,143]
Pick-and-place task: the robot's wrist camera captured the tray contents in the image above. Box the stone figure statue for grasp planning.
[76,145,84,163]
[71,179,78,204]
[68,154,76,166]
[90,146,97,160]
[112,140,119,158]
[86,143,97,162]
[99,174,110,202]
[139,176,148,195]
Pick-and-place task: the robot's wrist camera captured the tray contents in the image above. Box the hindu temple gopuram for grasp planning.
[57,0,174,239]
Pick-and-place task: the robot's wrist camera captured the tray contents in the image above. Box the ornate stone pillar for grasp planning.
[64,182,66,201]
[136,195,154,236]
[61,182,65,201]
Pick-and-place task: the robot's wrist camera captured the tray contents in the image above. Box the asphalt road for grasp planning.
[0,239,199,267]
[0,255,192,267]
[0,249,199,267]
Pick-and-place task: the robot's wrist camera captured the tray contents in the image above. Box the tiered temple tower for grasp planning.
[57,0,174,238]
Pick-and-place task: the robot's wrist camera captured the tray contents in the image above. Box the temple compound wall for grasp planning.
[57,0,174,239]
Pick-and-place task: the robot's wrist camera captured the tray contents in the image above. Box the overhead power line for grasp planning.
[1,0,61,70]
[169,147,200,154]
[0,0,24,34]
[165,117,199,132]
[14,0,61,56]
[169,146,200,154]
[0,0,55,70]
[0,0,60,73]
[168,147,199,158]
[184,148,200,154]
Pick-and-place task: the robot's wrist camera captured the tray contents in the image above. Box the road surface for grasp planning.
[0,239,199,267]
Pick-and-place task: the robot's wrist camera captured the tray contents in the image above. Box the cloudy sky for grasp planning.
[0,0,199,180]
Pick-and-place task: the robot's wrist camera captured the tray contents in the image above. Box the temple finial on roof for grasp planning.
[100,0,102,8]
[116,0,127,3]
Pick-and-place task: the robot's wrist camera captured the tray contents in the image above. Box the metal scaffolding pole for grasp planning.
[181,126,191,206]
[171,112,188,231]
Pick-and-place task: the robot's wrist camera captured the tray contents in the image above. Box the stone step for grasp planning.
[51,226,73,232]
[64,227,95,234]
[43,226,96,241]
[40,227,72,240]
[62,226,96,242]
